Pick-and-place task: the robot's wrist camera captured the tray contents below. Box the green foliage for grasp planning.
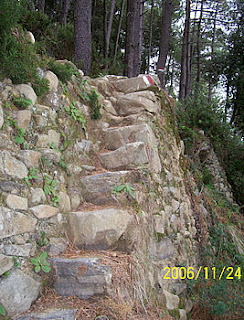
[0,304,6,317]
[177,92,244,208]
[12,95,32,109]
[32,77,49,97]
[49,60,77,83]
[30,251,51,274]
[12,256,20,268]
[43,174,59,207]
[112,183,136,199]
[36,231,49,247]
[14,127,25,145]
[86,89,101,120]
[64,101,86,130]
[24,168,39,186]
[0,0,22,38]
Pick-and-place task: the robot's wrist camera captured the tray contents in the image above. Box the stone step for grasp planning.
[68,207,132,249]
[80,170,140,205]
[103,123,156,150]
[99,142,149,170]
[15,309,77,320]
[51,257,112,299]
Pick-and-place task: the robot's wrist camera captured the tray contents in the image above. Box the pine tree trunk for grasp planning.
[157,0,176,87]
[113,0,126,64]
[196,0,204,83]
[179,0,191,101]
[105,0,116,69]
[124,0,143,77]
[38,0,45,12]
[147,0,154,74]
[74,0,92,75]
[60,0,70,25]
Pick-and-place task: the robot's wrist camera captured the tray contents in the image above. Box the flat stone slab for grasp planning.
[0,269,41,317]
[99,142,149,170]
[115,90,160,116]
[68,208,132,249]
[51,257,112,299]
[0,207,37,239]
[15,309,77,320]
[30,205,59,219]
[112,75,159,94]
[80,171,139,205]
[0,150,28,179]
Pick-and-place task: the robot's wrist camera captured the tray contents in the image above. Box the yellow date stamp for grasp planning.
[162,266,242,280]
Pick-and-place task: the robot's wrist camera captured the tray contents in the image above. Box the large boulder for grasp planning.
[14,84,37,106]
[80,170,139,205]
[113,75,159,94]
[103,123,161,173]
[99,142,149,170]
[0,269,41,317]
[68,208,133,249]
[115,90,160,116]
[44,71,59,92]
[0,150,28,179]
[0,207,37,239]
[12,110,32,131]
[51,257,112,299]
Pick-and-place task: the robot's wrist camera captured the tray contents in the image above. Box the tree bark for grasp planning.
[196,0,204,83]
[38,0,45,12]
[147,0,154,74]
[74,0,92,75]
[157,0,176,87]
[179,0,191,101]
[60,0,70,25]
[208,3,218,103]
[105,0,116,68]
[124,0,144,77]
[113,0,126,64]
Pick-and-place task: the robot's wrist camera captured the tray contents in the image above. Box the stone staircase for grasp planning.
[14,91,163,319]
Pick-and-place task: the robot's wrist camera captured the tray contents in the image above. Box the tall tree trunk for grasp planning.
[103,0,108,58]
[168,60,174,96]
[157,0,176,87]
[147,0,154,73]
[124,0,143,77]
[105,0,116,69]
[196,0,204,84]
[38,0,45,12]
[208,3,218,103]
[74,0,92,75]
[60,0,70,25]
[113,0,126,64]
[179,0,191,101]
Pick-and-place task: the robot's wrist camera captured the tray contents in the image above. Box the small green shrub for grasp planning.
[49,60,77,83]
[31,251,51,273]
[36,231,49,247]
[64,100,86,130]
[43,174,59,207]
[87,89,101,120]
[12,95,32,109]
[112,183,136,199]
[32,76,49,97]
[24,168,39,186]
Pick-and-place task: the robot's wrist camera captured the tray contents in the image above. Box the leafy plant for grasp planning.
[0,304,6,317]
[86,89,101,120]
[49,60,77,83]
[112,183,136,199]
[14,127,25,145]
[43,174,59,207]
[36,231,49,247]
[30,251,51,273]
[12,95,32,109]
[12,256,20,268]
[24,168,39,186]
[64,100,86,130]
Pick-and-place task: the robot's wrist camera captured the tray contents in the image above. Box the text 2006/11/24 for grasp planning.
[162,266,242,280]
